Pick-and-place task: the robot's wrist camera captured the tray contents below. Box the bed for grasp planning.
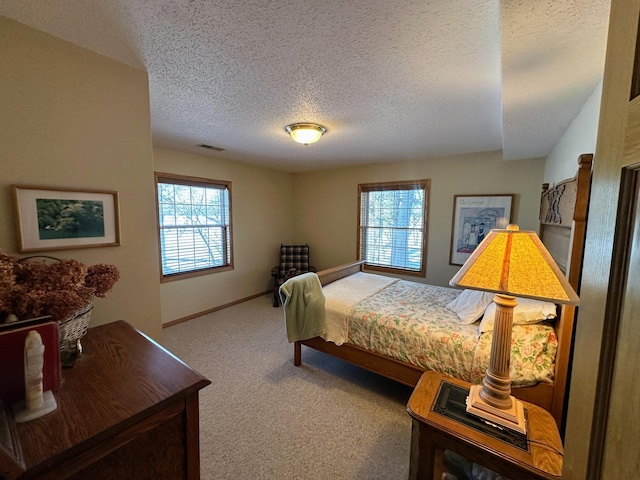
[284,154,592,426]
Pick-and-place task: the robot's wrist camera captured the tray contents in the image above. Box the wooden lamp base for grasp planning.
[466,384,527,434]
[462,294,528,434]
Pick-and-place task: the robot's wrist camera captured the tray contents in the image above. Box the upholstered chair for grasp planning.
[271,244,316,307]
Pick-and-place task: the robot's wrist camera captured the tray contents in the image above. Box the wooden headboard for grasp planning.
[540,153,593,293]
[539,153,593,428]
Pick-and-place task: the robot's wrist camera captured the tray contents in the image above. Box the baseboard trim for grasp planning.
[162,290,272,328]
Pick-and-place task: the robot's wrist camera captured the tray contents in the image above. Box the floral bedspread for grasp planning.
[346,280,557,386]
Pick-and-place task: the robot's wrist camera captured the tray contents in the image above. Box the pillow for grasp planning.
[478,298,557,334]
[446,289,495,324]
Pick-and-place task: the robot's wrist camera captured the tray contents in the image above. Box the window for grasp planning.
[358,180,429,276]
[155,172,232,280]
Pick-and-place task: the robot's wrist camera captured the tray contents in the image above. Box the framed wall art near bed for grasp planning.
[449,194,514,266]
[12,185,121,253]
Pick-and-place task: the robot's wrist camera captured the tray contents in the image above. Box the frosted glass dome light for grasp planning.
[285,123,326,145]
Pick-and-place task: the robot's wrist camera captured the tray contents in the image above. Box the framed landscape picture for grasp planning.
[449,194,514,266]
[13,185,121,252]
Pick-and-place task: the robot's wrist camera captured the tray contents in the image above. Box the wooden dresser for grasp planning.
[1,320,210,480]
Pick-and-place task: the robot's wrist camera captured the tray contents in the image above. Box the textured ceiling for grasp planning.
[0,0,610,172]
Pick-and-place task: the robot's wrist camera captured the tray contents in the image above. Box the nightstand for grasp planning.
[406,372,563,480]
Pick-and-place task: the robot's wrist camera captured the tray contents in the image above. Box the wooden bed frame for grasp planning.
[294,154,593,426]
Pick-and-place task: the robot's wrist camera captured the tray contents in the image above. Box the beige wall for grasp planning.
[292,150,545,286]
[544,81,602,185]
[562,0,638,477]
[153,147,293,323]
[0,16,163,341]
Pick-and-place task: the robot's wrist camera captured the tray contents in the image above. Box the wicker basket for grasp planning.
[59,302,93,347]
[59,303,93,367]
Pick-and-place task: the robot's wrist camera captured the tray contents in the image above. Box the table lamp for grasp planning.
[450,224,579,434]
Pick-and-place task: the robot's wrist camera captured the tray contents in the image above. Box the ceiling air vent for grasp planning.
[196,143,225,152]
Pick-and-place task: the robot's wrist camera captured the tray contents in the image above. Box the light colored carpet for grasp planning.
[162,294,413,480]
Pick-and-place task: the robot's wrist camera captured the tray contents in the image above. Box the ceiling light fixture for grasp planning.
[285,123,326,145]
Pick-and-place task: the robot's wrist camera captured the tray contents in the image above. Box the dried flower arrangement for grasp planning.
[0,252,119,324]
